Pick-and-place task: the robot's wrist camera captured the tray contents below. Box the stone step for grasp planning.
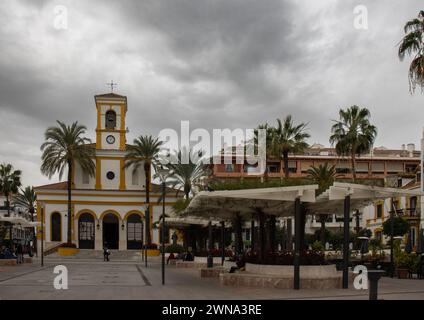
[48,249,144,260]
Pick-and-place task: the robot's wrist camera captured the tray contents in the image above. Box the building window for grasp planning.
[105,110,117,129]
[225,164,234,173]
[132,170,139,186]
[376,203,383,219]
[375,231,382,242]
[410,227,416,248]
[107,171,115,180]
[267,164,280,173]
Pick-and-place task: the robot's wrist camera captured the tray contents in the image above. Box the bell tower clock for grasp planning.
[95,93,128,151]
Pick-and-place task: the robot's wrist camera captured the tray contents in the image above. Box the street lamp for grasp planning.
[156,166,175,286]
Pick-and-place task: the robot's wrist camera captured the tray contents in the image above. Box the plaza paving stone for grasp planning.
[0,256,424,300]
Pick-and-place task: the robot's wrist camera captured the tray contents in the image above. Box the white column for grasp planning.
[119,219,126,250]
[95,219,102,250]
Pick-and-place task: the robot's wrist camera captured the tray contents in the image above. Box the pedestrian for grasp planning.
[16,242,24,264]
[103,243,110,262]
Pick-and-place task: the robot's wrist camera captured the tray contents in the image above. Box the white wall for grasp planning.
[100,159,121,189]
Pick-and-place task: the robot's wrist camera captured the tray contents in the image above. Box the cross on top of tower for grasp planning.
[107,80,118,93]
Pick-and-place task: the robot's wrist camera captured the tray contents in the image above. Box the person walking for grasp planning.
[103,243,110,262]
[16,242,24,264]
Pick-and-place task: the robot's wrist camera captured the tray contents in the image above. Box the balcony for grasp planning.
[398,208,421,219]
[310,214,355,228]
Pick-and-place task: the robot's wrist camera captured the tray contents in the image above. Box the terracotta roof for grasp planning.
[34,182,68,190]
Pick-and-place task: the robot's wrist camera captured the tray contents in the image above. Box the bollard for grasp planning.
[368,270,385,300]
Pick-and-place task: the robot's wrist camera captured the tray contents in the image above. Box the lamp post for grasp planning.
[40,204,44,267]
[156,167,174,286]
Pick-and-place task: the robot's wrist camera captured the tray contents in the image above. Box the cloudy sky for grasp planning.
[0,0,423,187]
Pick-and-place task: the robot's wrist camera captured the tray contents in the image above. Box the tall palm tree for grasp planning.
[125,135,163,244]
[307,163,338,193]
[0,163,22,217]
[253,123,275,180]
[307,163,338,244]
[329,106,377,180]
[398,10,424,93]
[271,116,310,178]
[13,186,37,221]
[159,147,209,199]
[41,121,95,244]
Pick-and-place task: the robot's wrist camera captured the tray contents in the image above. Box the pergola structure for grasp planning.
[185,182,422,289]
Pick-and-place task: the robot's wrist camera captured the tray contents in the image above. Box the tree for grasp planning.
[41,121,95,244]
[329,106,377,180]
[383,217,410,238]
[162,147,209,199]
[398,10,424,93]
[0,163,22,216]
[270,116,310,178]
[13,186,36,221]
[307,162,337,193]
[125,135,163,245]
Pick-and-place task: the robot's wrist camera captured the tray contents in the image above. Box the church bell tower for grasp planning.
[94,93,128,151]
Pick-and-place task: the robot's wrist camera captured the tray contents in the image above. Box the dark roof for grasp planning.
[95,93,127,99]
[34,181,181,195]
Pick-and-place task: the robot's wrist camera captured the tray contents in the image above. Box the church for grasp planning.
[35,92,181,252]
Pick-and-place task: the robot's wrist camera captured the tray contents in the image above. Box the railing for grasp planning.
[397,208,421,218]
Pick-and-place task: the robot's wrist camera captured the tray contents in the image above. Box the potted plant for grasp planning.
[395,251,411,279]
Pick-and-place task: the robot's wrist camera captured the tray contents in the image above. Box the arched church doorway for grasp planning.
[103,213,119,249]
[127,214,143,250]
[51,212,61,242]
[78,213,95,249]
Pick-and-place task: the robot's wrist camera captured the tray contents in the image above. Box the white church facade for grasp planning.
[35,93,181,252]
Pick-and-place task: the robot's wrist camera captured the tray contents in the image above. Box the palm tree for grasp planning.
[270,116,310,178]
[0,163,22,216]
[125,135,163,244]
[13,186,37,221]
[253,123,275,181]
[329,106,377,180]
[307,163,338,193]
[398,10,424,93]
[161,148,209,199]
[307,163,338,244]
[41,121,95,244]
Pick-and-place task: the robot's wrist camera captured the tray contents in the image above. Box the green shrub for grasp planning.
[165,244,184,254]
[311,240,325,252]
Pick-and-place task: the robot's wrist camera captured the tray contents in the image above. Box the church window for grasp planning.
[107,171,115,180]
[105,110,117,129]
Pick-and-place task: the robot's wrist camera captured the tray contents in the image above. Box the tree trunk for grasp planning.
[351,152,356,181]
[30,207,34,222]
[144,162,152,245]
[320,215,327,244]
[287,218,293,250]
[67,161,72,244]
[268,215,277,253]
[283,150,290,179]
[5,193,10,216]
[234,214,243,255]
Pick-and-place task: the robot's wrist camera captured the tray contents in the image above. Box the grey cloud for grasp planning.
[0,0,424,187]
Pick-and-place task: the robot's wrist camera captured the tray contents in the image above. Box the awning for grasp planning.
[186,182,422,221]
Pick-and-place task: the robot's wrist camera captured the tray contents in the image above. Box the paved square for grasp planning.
[1,257,424,300]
